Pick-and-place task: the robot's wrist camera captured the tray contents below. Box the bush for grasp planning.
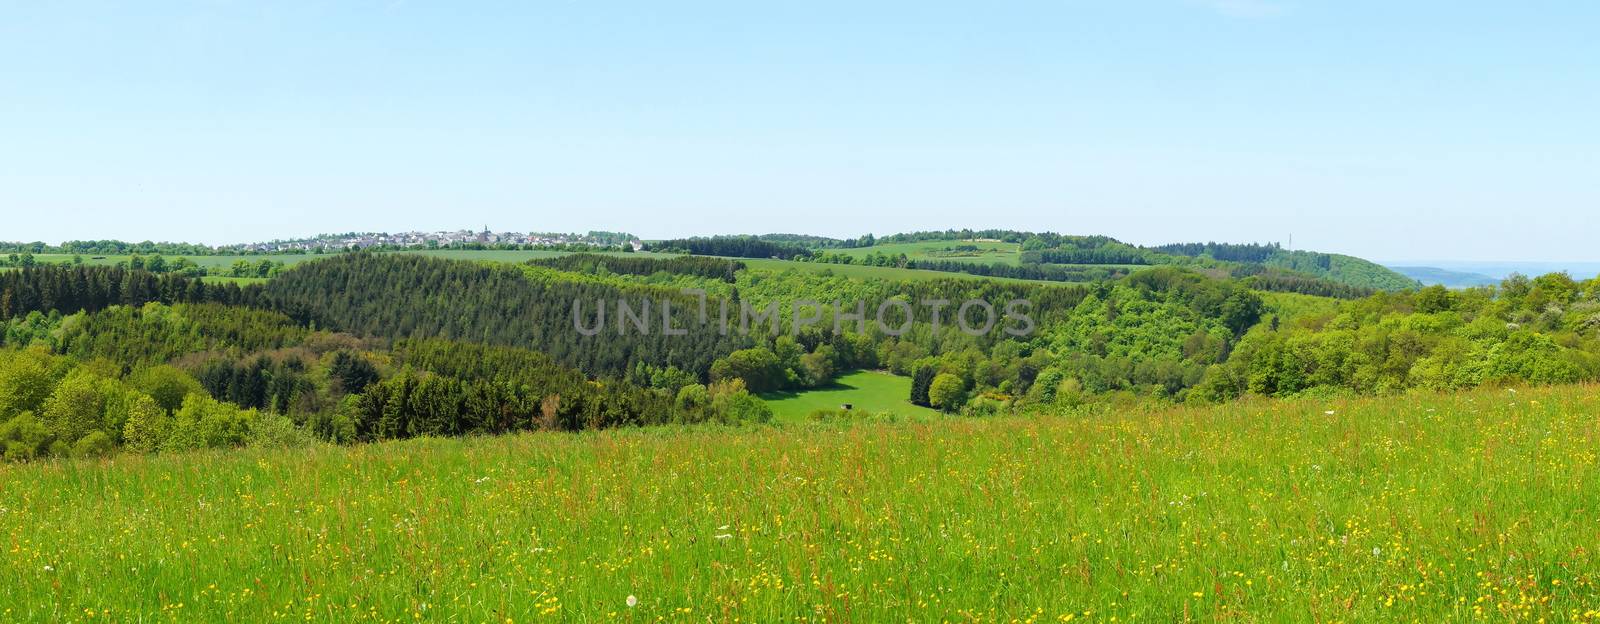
[71,430,115,458]
[130,365,205,413]
[929,373,967,412]
[121,394,170,453]
[39,369,121,444]
[1,412,54,461]
[674,384,711,423]
[247,413,313,449]
[0,347,64,419]
[707,379,772,424]
[165,393,257,452]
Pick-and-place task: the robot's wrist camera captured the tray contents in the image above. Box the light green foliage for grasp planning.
[706,379,772,424]
[0,412,52,461]
[39,369,121,444]
[70,430,114,458]
[1202,276,1600,400]
[710,348,785,392]
[247,412,314,449]
[928,373,966,411]
[0,310,63,349]
[0,347,65,419]
[120,393,170,453]
[0,348,218,460]
[713,388,773,424]
[673,383,711,421]
[129,365,205,413]
[164,393,257,453]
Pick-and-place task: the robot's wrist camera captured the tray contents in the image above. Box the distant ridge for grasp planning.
[1388,266,1499,289]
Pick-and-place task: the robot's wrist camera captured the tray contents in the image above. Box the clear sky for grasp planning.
[2,1,1595,261]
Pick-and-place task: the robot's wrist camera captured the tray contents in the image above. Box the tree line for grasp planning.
[642,236,812,260]
[528,253,744,282]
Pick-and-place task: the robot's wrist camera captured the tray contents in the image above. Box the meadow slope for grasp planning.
[2,385,1599,622]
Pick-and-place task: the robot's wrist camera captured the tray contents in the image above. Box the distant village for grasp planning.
[228,229,641,253]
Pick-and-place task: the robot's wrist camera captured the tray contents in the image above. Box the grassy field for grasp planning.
[4,384,1598,621]
[758,370,941,422]
[830,240,1025,265]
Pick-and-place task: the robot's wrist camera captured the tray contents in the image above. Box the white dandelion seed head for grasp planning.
[626,595,638,608]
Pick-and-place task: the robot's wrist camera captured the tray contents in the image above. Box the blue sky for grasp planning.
[1,1,1595,261]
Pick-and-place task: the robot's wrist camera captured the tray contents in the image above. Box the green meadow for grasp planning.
[3,383,1597,622]
[757,370,941,422]
[830,240,1026,265]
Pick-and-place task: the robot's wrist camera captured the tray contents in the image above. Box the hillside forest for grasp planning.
[2,231,1597,462]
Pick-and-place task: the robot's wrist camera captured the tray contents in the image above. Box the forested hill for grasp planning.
[258,253,750,378]
[1146,243,1421,291]
[655,230,1422,292]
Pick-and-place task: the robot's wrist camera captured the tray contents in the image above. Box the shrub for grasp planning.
[165,393,257,452]
[121,394,170,453]
[71,430,115,458]
[928,373,967,412]
[1,412,54,461]
[247,413,313,449]
[130,365,205,413]
[40,370,120,444]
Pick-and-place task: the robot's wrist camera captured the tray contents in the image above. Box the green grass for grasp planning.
[757,370,941,422]
[3,383,1598,621]
[831,240,1025,265]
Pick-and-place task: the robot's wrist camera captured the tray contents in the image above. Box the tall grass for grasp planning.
[3,385,1598,621]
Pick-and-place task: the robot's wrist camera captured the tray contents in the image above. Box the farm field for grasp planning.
[3,383,1597,622]
[757,370,941,422]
